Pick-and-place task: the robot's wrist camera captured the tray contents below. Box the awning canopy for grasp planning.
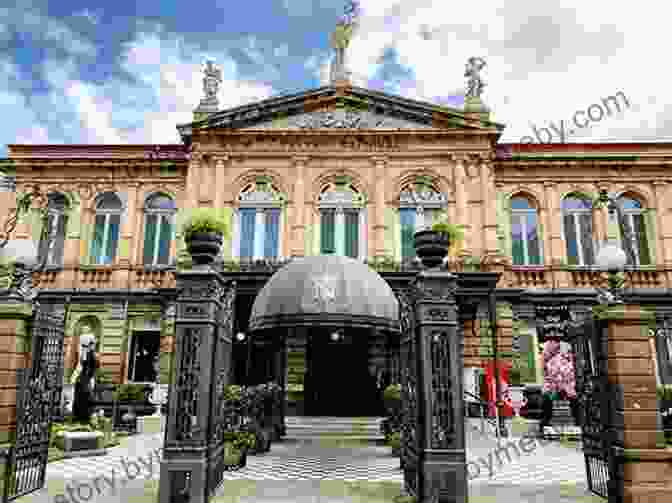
[249,255,399,333]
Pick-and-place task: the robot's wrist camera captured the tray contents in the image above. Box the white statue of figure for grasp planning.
[330,1,361,82]
[465,56,486,99]
[72,327,98,423]
[202,59,222,100]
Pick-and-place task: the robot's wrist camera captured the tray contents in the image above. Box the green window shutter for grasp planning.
[143,214,157,265]
[91,215,105,263]
[320,210,335,254]
[497,194,512,259]
[399,208,416,259]
[344,210,359,258]
[385,207,398,260]
[158,217,173,265]
[644,209,656,265]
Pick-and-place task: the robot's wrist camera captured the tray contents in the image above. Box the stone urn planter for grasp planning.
[181,208,229,266]
[185,232,223,265]
[413,230,450,268]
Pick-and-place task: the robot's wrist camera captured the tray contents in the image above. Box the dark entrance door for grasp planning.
[128,331,160,382]
[305,328,373,416]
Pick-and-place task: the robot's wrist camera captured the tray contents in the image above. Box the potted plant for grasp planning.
[222,430,255,469]
[381,384,402,441]
[389,431,402,457]
[181,208,230,265]
[413,215,466,268]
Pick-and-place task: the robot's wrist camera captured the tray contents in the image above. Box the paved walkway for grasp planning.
[20,422,599,503]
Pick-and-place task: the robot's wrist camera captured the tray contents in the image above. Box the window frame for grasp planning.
[613,196,649,266]
[91,192,123,265]
[234,183,283,261]
[143,194,176,267]
[40,193,68,267]
[561,195,594,266]
[318,183,366,260]
[398,185,448,261]
[510,196,542,266]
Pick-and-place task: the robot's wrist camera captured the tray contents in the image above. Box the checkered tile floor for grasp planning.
[46,427,587,485]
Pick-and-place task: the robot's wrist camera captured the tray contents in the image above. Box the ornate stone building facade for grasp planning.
[1,79,672,423]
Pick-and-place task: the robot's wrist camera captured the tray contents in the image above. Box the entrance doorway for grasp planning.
[305,328,375,416]
[127,330,160,382]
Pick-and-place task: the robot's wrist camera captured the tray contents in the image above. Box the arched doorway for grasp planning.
[248,255,400,419]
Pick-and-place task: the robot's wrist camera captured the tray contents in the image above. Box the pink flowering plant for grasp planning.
[542,339,577,400]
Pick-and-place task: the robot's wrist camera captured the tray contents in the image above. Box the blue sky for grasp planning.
[1,1,669,156]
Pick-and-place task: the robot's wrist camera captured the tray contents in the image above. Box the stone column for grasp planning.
[119,182,138,269]
[197,155,214,207]
[0,173,15,241]
[653,182,670,286]
[372,156,387,259]
[600,305,672,503]
[453,155,467,231]
[544,182,569,287]
[481,157,498,256]
[291,156,308,257]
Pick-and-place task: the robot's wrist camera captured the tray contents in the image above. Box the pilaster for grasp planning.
[598,305,672,503]
[372,156,387,258]
[481,157,498,256]
[291,156,308,257]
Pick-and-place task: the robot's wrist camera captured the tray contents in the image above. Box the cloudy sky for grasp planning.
[1,0,668,156]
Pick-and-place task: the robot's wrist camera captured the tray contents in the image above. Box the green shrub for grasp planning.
[182,208,229,241]
[657,385,672,402]
[389,432,401,450]
[113,384,147,402]
[222,430,256,451]
[95,367,114,385]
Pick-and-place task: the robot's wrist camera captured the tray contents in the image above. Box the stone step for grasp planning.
[284,416,385,441]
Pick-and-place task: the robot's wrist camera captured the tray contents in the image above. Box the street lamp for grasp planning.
[595,240,628,304]
[0,186,55,303]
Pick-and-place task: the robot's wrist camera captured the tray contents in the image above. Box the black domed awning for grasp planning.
[249,256,399,333]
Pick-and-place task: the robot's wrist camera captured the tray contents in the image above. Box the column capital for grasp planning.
[292,155,309,165]
[543,181,556,188]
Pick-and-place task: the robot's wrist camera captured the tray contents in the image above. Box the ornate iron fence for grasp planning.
[4,308,65,502]
[570,316,614,499]
[397,289,419,496]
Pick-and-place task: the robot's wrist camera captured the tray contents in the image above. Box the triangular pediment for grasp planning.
[176,85,504,140]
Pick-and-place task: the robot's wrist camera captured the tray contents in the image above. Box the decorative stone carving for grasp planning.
[399,191,448,205]
[319,190,356,205]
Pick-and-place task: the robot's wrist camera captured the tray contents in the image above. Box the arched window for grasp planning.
[232,180,282,261]
[90,192,122,265]
[38,192,68,267]
[398,179,447,260]
[562,193,594,266]
[614,195,651,266]
[510,196,542,265]
[318,179,366,259]
[143,193,176,266]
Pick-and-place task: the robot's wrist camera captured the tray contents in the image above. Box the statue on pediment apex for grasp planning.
[202,59,222,100]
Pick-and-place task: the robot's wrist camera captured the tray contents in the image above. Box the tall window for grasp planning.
[398,181,447,260]
[90,192,122,265]
[614,195,651,266]
[233,182,282,260]
[38,193,68,267]
[143,193,175,266]
[510,196,542,265]
[319,181,366,259]
[562,194,594,266]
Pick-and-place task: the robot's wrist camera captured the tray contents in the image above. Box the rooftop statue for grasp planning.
[465,56,486,99]
[330,1,361,83]
[202,59,222,100]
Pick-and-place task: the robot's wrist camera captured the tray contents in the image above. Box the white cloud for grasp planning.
[339,0,672,142]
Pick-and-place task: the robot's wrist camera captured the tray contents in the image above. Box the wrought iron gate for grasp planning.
[4,308,65,502]
[570,316,613,499]
[397,289,420,496]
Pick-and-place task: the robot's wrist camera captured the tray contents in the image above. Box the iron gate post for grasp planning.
[158,267,235,503]
[412,268,467,503]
